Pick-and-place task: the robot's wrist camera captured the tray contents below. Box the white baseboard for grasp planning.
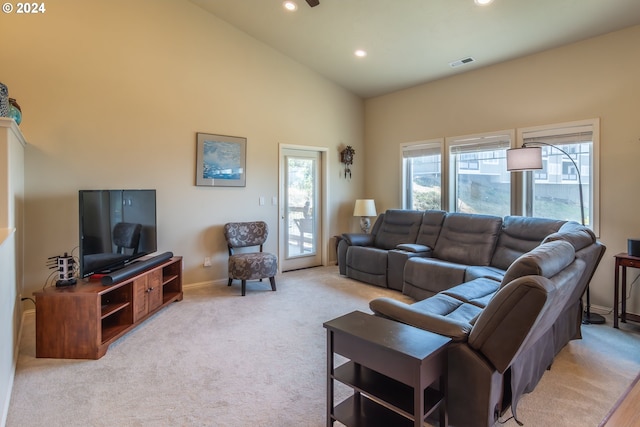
[183,279,226,289]
[1,309,33,427]
[0,356,12,427]
[590,304,612,315]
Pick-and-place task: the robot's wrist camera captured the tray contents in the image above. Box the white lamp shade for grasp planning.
[353,199,377,217]
[506,147,543,171]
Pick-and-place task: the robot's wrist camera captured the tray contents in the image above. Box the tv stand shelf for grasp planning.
[101,301,130,319]
[35,256,183,359]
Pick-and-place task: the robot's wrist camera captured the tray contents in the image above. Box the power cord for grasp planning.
[42,270,58,290]
[499,414,523,426]
[580,272,640,317]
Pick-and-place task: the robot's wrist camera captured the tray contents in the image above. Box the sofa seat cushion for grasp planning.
[346,246,389,288]
[464,265,506,283]
[442,278,500,309]
[403,257,468,298]
[411,294,484,324]
[433,213,502,266]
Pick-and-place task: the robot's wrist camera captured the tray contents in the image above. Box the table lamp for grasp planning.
[353,199,377,233]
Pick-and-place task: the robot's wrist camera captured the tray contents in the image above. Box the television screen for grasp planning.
[79,189,157,278]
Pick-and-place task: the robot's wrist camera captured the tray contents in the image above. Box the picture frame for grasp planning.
[196,133,247,187]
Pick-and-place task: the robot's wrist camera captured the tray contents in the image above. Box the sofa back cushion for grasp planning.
[370,213,385,236]
[500,240,575,288]
[542,221,596,252]
[491,216,565,270]
[415,210,447,248]
[373,210,424,250]
[432,213,502,265]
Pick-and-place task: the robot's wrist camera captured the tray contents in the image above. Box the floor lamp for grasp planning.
[506,142,605,325]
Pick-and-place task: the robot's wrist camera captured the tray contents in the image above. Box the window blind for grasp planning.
[402,143,441,159]
[449,137,511,154]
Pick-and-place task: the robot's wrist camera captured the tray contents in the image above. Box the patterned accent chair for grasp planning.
[223,221,278,296]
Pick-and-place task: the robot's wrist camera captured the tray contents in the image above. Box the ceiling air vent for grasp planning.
[449,57,476,68]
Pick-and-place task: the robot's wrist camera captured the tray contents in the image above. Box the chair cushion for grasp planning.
[229,252,277,280]
[224,222,269,248]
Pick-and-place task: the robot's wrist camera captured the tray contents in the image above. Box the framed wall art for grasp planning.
[196,133,247,187]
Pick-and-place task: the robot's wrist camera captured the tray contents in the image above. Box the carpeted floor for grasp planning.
[7,266,640,426]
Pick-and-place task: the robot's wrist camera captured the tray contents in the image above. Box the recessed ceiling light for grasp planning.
[354,49,367,58]
[283,1,297,11]
[474,0,494,5]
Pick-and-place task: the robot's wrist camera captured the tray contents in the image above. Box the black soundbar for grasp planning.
[101,251,174,286]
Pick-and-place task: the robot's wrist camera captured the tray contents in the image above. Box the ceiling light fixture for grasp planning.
[354,49,367,58]
[283,1,297,11]
[474,0,494,5]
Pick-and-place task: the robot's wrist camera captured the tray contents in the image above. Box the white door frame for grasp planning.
[278,143,329,272]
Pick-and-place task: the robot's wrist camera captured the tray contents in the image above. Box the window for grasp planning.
[517,119,599,233]
[400,140,443,210]
[398,119,599,233]
[447,131,513,216]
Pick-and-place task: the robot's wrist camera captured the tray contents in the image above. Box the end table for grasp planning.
[324,310,451,427]
[613,252,640,328]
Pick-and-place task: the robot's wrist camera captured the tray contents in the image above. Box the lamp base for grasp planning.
[359,217,371,234]
[582,310,605,325]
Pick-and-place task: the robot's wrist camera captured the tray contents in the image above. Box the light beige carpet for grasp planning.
[7,266,640,426]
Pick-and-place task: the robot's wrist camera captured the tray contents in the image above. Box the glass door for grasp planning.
[281,148,322,271]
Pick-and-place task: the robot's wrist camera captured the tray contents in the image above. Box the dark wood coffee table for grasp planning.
[324,310,451,427]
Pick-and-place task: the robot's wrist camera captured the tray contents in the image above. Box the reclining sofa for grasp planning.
[336,209,605,426]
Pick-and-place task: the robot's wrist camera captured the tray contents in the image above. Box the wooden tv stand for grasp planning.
[34,256,183,359]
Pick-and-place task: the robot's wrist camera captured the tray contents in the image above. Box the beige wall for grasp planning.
[364,25,640,312]
[2,1,638,339]
[0,0,365,298]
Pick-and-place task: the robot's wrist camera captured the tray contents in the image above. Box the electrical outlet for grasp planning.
[203,257,212,267]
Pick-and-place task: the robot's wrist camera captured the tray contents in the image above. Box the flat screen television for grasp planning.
[79,189,157,278]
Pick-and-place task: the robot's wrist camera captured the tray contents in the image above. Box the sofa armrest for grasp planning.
[369,297,472,341]
[396,243,432,254]
[342,233,375,246]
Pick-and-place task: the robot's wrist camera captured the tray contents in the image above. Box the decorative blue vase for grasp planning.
[0,83,8,118]
[8,98,21,125]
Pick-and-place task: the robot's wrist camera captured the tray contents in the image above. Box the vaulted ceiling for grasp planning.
[190,0,640,98]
